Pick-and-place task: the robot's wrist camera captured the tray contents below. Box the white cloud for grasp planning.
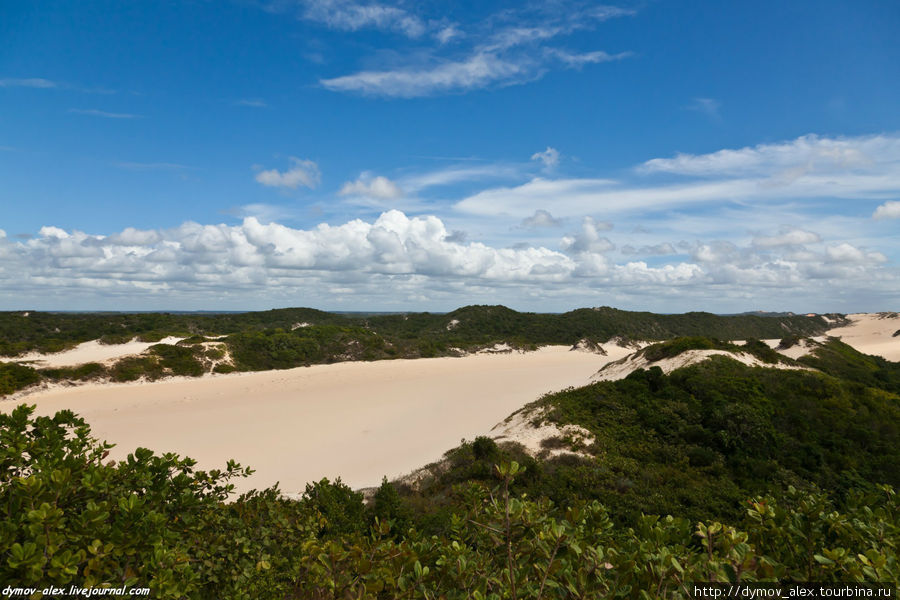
[825,243,886,264]
[531,147,560,168]
[873,200,900,219]
[321,52,531,97]
[621,243,677,256]
[545,49,631,67]
[561,217,615,254]
[686,97,721,121]
[69,108,142,119]
[520,209,562,228]
[293,0,426,37]
[457,134,900,218]
[321,48,632,97]
[0,78,57,88]
[340,174,404,199]
[402,164,520,192]
[752,228,821,248]
[114,162,188,171]
[255,157,321,190]
[435,25,462,44]
[318,4,633,97]
[1,211,896,311]
[235,98,268,108]
[639,133,894,177]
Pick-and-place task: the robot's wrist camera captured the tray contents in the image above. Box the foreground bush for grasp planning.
[1,405,897,599]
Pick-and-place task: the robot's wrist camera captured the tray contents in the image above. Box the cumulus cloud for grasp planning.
[520,209,562,228]
[873,200,900,219]
[752,228,821,248]
[1,211,896,311]
[825,243,886,264]
[255,157,321,190]
[531,147,560,168]
[621,243,677,256]
[561,217,615,254]
[339,174,404,199]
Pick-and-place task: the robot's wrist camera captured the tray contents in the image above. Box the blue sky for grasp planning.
[1,0,898,312]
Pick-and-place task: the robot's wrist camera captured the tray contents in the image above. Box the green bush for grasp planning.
[0,362,40,395]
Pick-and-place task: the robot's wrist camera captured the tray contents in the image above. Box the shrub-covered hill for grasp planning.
[0,306,832,396]
[1,305,831,357]
[1,405,897,599]
[796,338,900,395]
[399,346,900,527]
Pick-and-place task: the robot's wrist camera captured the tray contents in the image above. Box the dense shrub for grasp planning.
[0,362,40,395]
[1,407,896,598]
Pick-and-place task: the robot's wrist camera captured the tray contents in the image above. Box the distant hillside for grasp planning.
[0,306,832,396]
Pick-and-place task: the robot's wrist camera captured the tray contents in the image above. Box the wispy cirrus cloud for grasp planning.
[456,133,900,219]
[69,108,142,119]
[114,161,190,171]
[321,47,630,98]
[0,77,58,89]
[686,97,721,121]
[234,98,268,108]
[272,0,428,37]
[1,78,116,94]
[315,2,634,97]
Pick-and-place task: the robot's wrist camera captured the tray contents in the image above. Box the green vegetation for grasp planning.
[1,405,897,598]
[635,337,788,365]
[798,338,900,395]
[0,306,830,359]
[0,307,832,396]
[0,362,41,396]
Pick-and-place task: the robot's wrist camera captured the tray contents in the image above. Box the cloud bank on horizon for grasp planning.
[2,131,897,313]
[1,1,898,312]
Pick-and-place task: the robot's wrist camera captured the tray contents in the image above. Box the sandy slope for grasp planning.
[591,348,810,382]
[12,337,184,368]
[11,345,632,495]
[827,313,900,361]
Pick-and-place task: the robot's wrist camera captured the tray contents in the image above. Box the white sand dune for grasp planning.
[12,337,184,368]
[760,337,828,359]
[11,345,632,495]
[592,348,809,382]
[826,313,900,361]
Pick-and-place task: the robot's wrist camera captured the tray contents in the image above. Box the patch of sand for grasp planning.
[827,313,900,361]
[11,337,185,368]
[9,345,632,495]
[491,406,594,459]
[760,337,828,359]
[592,348,810,382]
